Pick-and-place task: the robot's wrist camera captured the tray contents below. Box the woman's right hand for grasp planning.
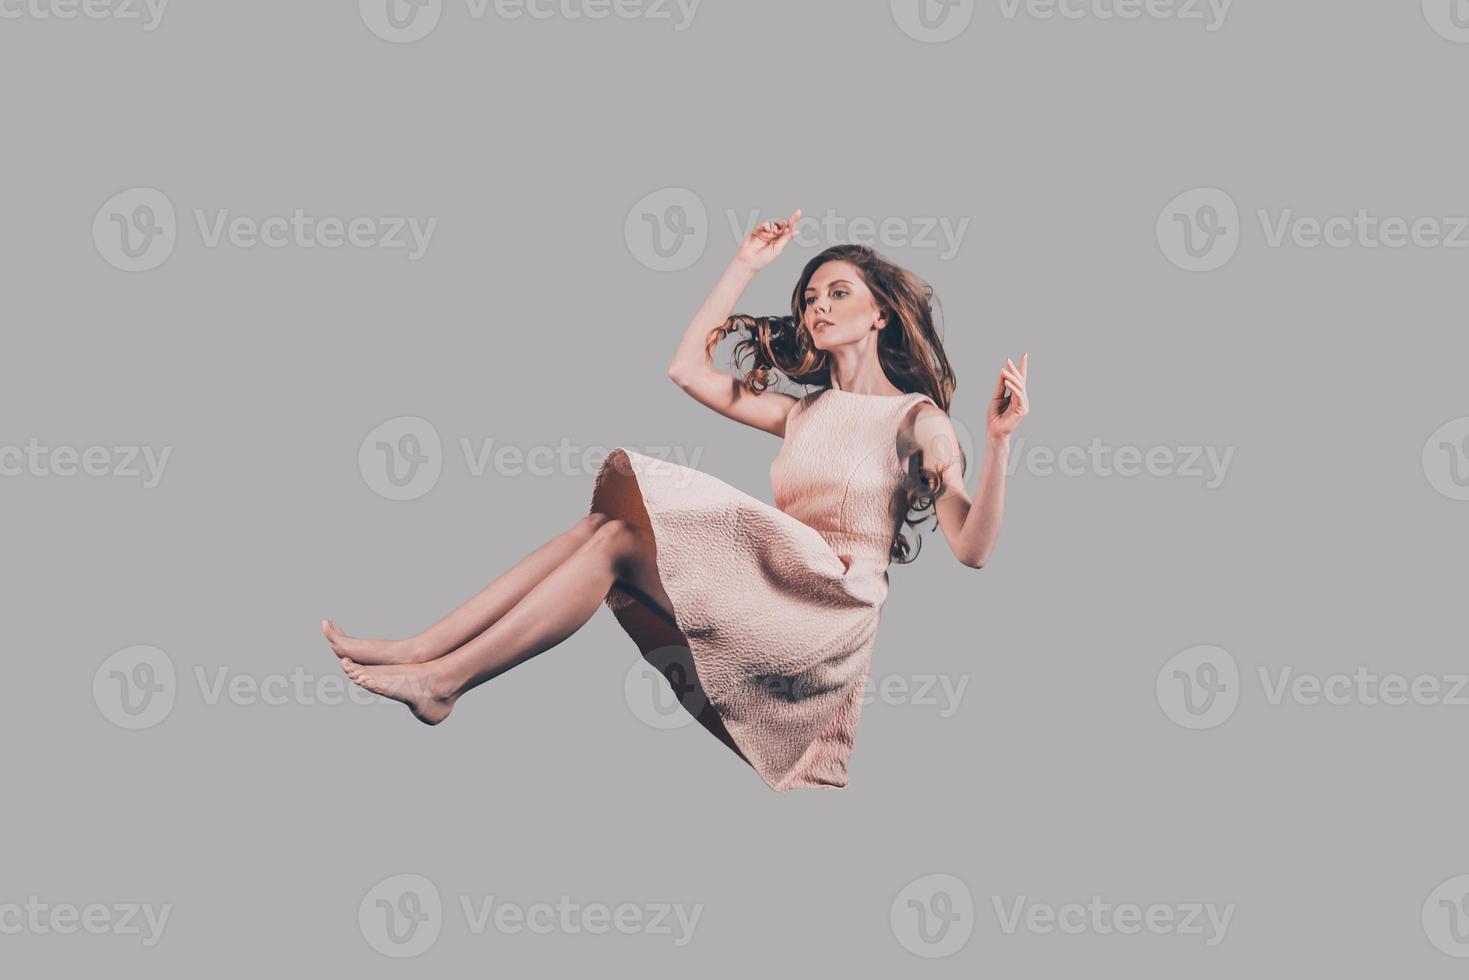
[734,208,802,272]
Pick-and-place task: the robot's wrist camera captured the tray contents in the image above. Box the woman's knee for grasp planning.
[583,516,645,569]
[580,511,614,536]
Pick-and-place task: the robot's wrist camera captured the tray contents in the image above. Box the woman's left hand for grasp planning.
[986,352,1029,440]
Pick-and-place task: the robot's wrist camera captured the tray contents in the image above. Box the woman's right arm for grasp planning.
[666,212,802,438]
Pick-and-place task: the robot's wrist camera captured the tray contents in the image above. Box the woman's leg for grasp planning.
[339,515,671,725]
[323,512,612,665]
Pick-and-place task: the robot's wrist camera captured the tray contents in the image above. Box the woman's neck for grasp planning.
[830,370,902,397]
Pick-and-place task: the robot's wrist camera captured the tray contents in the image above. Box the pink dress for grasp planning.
[588,386,938,792]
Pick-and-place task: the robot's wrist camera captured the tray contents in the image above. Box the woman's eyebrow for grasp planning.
[804,279,852,292]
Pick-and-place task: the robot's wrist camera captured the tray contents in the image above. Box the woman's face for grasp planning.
[802,260,885,348]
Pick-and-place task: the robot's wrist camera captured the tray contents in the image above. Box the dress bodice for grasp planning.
[770,388,936,570]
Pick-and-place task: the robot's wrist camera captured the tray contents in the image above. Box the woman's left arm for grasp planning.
[915,354,1028,569]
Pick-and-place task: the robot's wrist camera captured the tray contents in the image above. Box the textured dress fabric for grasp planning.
[588,386,938,792]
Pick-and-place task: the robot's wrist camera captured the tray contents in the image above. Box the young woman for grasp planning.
[322,208,1030,792]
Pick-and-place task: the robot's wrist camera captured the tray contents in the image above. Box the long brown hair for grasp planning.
[704,244,962,564]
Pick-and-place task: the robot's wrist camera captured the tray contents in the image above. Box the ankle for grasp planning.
[427,662,461,701]
[406,634,437,661]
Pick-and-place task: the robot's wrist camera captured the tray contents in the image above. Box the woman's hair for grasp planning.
[705,244,962,564]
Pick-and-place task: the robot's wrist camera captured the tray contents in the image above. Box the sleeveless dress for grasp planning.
[588,386,938,792]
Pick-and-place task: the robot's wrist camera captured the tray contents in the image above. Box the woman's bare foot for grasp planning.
[322,619,434,665]
[339,656,458,725]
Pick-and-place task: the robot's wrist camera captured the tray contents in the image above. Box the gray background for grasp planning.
[3,0,1467,973]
